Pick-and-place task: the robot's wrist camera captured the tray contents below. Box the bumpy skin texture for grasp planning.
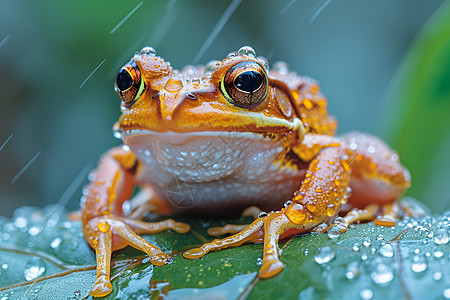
[81,46,410,296]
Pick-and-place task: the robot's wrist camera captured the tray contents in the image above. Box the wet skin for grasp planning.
[81,46,411,297]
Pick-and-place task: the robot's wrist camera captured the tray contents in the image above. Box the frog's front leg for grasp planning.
[82,147,190,297]
[184,140,352,278]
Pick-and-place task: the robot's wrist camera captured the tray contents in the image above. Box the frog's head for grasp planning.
[114,46,307,182]
[116,46,304,142]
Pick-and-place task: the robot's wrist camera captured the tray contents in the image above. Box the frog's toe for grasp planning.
[90,275,113,297]
[259,257,285,278]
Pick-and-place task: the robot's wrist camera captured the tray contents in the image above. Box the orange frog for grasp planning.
[82,46,412,296]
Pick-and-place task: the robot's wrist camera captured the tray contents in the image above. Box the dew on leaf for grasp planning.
[314,247,335,264]
[24,257,46,281]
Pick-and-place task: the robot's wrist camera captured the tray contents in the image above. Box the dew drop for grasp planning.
[410,256,427,273]
[352,242,361,252]
[370,263,394,285]
[360,288,373,300]
[284,200,292,207]
[367,146,376,154]
[256,257,263,265]
[258,212,268,218]
[24,257,46,281]
[164,77,183,93]
[327,227,341,240]
[112,122,122,139]
[433,247,445,258]
[192,77,201,84]
[50,237,62,249]
[273,61,290,75]
[238,46,256,57]
[314,247,335,264]
[140,46,156,56]
[433,228,449,244]
[444,288,450,300]
[362,237,372,247]
[345,261,359,280]
[379,243,394,257]
[432,271,442,281]
[2,264,8,270]
[14,217,27,229]
[28,226,41,236]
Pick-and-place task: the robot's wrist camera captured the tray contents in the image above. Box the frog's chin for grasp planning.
[122,129,267,145]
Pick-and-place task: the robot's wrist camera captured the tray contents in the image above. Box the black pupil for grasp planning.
[234,71,262,93]
[116,69,133,91]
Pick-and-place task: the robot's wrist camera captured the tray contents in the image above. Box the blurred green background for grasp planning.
[1,0,449,217]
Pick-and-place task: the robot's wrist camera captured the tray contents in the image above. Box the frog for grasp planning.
[81,46,412,297]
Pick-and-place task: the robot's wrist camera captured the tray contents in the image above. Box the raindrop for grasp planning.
[444,288,450,300]
[327,227,341,240]
[345,261,359,280]
[360,288,373,300]
[50,237,62,249]
[410,255,427,273]
[432,271,442,281]
[362,237,372,247]
[258,212,268,218]
[433,228,449,245]
[238,46,256,57]
[379,243,394,257]
[433,247,445,258]
[24,257,46,281]
[164,77,183,93]
[273,61,289,75]
[14,217,27,229]
[370,263,394,284]
[140,46,156,56]
[314,247,335,264]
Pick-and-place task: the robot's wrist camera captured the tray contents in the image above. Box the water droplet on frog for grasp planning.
[433,228,449,244]
[192,77,200,84]
[273,61,289,75]
[186,92,197,100]
[238,46,256,57]
[410,255,427,273]
[256,257,263,265]
[164,77,183,93]
[346,186,352,195]
[283,200,292,207]
[370,263,394,284]
[360,288,373,300]
[327,227,341,240]
[432,271,443,281]
[367,146,376,154]
[362,237,372,247]
[379,243,394,257]
[226,51,237,58]
[24,257,46,281]
[112,122,122,139]
[345,261,360,280]
[140,46,156,56]
[50,237,62,249]
[314,247,335,264]
[205,60,219,72]
[258,212,268,218]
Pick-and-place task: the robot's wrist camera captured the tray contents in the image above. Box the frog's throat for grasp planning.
[121,117,305,144]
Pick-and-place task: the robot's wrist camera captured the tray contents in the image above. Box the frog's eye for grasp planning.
[115,61,145,105]
[220,61,268,107]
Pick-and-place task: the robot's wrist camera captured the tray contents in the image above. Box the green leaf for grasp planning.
[0,204,449,300]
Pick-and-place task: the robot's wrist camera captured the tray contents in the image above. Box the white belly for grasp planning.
[124,131,304,214]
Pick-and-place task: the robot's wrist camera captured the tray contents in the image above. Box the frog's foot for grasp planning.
[88,216,190,297]
[184,210,302,278]
[330,204,379,233]
[207,206,263,237]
